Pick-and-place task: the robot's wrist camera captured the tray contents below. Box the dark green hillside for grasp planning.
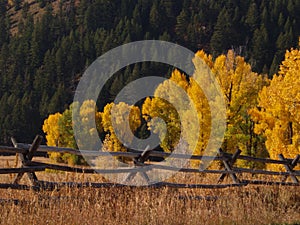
[0,0,299,144]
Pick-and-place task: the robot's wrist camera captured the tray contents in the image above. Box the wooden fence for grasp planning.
[0,135,299,190]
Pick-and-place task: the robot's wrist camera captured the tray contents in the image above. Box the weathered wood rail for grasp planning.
[0,135,299,190]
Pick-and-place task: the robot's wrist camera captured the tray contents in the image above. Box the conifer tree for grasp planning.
[245,1,259,32]
[210,8,234,56]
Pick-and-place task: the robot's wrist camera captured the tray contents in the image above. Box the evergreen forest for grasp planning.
[1,0,300,168]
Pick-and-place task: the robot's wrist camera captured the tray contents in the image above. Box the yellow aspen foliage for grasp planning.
[80,100,97,124]
[142,50,266,169]
[142,62,212,166]
[142,97,180,152]
[142,69,190,152]
[101,102,141,153]
[169,69,190,91]
[186,78,210,155]
[193,50,267,161]
[78,100,103,150]
[42,112,62,147]
[43,100,102,165]
[250,47,300,170]
[42,112,66,163]
[58,102,78,149]
[212,50,268,163]
[195,50,214,69]
[79,100,102,129]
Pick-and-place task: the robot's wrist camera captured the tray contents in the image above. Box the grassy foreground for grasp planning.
[0,157,299,225]
[0,182,299,225]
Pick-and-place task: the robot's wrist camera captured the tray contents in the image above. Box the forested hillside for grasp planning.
[0,0,300,145]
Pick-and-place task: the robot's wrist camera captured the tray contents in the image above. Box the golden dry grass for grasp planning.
[0,155,300,225]
[0,184,299,225]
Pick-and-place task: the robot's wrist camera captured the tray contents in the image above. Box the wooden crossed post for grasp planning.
[123,145,152,184]
[11,135,43,186]
[278,154,299,184]
[218,148,241,184]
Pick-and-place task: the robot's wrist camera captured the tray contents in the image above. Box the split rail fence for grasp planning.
[0,135,299,191]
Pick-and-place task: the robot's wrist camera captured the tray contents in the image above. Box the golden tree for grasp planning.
[250,47,300,170]
[142,69,188,152]
[77,100,102,150]
[142,50,267,168]
[43,100,102,165]
[212,50,268,161]
[101,102,141,153]
[42,112,62,147]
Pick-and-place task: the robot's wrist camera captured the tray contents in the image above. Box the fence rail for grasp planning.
[0,135,299,190]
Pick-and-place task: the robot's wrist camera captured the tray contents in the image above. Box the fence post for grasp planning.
[218,148,241,184]
[123,146,151,184]
[11,135,43,185]
[278,154,299,184]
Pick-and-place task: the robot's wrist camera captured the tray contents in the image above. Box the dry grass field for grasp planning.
[0,157,300,225]
[0,183,299,225]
